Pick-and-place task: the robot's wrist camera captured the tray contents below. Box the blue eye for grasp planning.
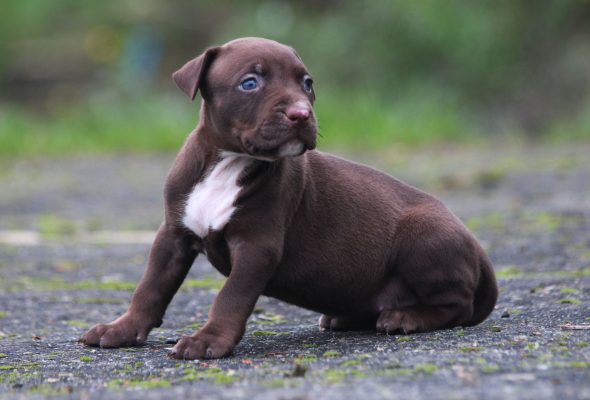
[240,77,258,91]
[303,77,313,93]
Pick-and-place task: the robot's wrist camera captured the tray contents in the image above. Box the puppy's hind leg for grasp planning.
[375,255,477,334]
[375,206,482,335]
[376,300,473,335]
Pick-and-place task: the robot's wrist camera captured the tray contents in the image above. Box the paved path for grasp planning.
[0,144,589,399]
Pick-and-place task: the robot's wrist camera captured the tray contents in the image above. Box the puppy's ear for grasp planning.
[172,47,219,101]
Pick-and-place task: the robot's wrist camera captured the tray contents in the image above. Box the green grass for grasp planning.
[546,99,590,142]
[181,276,225,291]
[251,330,289,337]
[108,377,173,389]
[5,276,136,292]
[0,89,482,158]
[495,265,590,280]
[295,354,318,364]
[38,214,78,238]
[67,320,92,329]
[0,93,196,157]
[315,89,479,148]
[2,88,587,159]
[558,298,582,305]
[460,346,483,352]
[495,266,525,279]
[182,367,236,385]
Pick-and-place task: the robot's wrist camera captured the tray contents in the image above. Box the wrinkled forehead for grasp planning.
[208,38,309,82]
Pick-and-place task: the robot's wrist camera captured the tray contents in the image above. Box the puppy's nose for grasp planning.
[285,103,311,122]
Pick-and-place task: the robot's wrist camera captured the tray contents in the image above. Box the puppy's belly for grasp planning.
[183,155,252,238]
[264,282,384,317]
[263,262,403,317]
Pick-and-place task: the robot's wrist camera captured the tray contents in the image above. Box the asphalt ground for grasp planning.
[0,143,589,399]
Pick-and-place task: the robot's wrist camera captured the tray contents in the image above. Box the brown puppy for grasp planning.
[80,37,498,360]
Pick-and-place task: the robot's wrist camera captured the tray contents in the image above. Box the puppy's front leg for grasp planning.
[169,240,279,360]
[80,224,198,348]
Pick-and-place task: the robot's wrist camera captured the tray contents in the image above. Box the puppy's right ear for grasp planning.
[172,47,220,101]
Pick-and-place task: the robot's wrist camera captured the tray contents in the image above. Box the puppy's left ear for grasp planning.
[172,47,220,101]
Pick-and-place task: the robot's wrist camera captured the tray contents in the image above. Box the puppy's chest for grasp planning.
[183,155,252,238]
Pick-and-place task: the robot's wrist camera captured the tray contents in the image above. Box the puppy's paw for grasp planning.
[319,315,332,331]
[80,319,149,348]
[320,314,377,331]
[168,332,234,360]
[319,315,351,331]
[376,309,421,335]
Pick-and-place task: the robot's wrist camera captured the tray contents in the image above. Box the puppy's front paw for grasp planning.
[168,332,234,360]
[80,318,150,348]
[376,309,421,335]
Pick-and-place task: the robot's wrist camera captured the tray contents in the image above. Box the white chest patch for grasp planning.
[183,154,252,238]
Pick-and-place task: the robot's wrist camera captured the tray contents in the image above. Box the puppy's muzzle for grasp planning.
[278,102,316,156]
[243,104,317,159]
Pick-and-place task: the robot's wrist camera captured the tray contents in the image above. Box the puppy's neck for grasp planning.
[194,106,277,163]
[193,102,246,157]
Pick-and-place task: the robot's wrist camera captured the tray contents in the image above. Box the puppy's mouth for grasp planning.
[241,115,317,160]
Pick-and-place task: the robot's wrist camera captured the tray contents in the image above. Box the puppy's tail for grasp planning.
[465,253,498,326]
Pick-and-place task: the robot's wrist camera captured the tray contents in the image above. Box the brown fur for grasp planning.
[80,37,498,360]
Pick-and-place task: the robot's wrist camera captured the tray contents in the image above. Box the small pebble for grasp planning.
[501,311,510,318]
[165,338,178,344]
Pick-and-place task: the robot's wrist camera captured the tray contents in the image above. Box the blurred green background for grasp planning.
[1,0,589,157]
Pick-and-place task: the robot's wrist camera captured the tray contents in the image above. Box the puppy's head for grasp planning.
[173,37,317,159]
